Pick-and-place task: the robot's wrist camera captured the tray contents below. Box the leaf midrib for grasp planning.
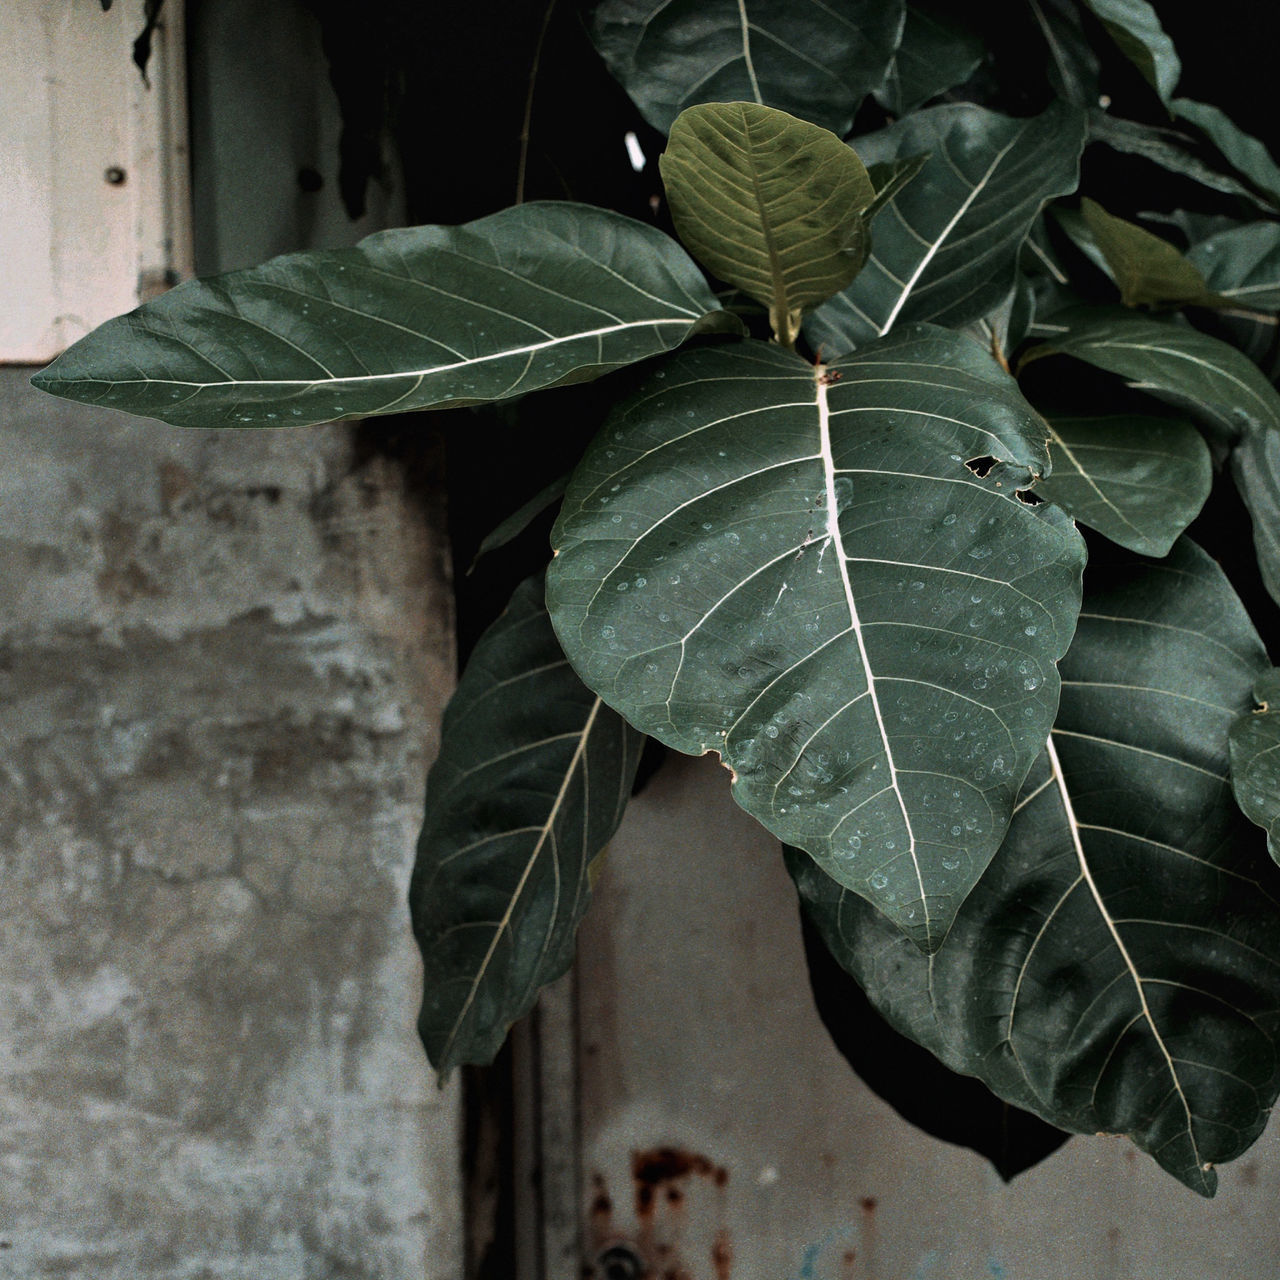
[439,696,604,1067]
[54,317,699,393]
[1044,734,1206,1176]
[815,366,926,934]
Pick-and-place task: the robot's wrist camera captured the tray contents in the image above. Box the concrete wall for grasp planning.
[576,752,1280,1280]
[0,369,462,1278]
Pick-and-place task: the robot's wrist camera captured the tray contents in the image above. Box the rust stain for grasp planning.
[712,1228,733,1280]
[1241,1161,1260,1186]
[860,1196,877,1213]
[632,1147,717,1184]
[627,1146,729,1279]
[842,1248,857,1279]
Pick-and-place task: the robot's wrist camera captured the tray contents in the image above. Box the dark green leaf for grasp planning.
[1023,308,1280,444]
[794,539,1280,1196]
[467,473,570,575]
[1173,99,1280,209]
[863,154,930,220]
[873,1,985,116]
[1086,111,1274,211]
[411,574,644,1073]
[660,103,876,348]
[1230,426,1280,607]
[547,329,1085,950]
[1187,221,1280,313]
[1078,198,1224,308]
[807,102,1086,352]
[799,907,1072,1181]
[1035,412,1211,555]
[31,203,722,428]
[1186,222,1280,366]
[589,0,905,136]
[1230,669,1280,860]
[1080,0,1180,103]
[1029,0,1100,108]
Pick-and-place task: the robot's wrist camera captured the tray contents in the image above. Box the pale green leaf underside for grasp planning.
[590,0,905,136]
[1079,198,1223,309]
[1082,0,1181,102]
[807,102,1085,352]
[411,575,644,1073]
[32,203,721,429]
[1036,412,1211,556]
[795,539,1280,1196]
[660,102,876,346]
[1230,669,1280,862]
[548,328,1084,950]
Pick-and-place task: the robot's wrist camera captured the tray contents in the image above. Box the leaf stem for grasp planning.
[516,0,559,205]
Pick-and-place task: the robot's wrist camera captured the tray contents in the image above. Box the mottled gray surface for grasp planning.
[0,368,462,1278]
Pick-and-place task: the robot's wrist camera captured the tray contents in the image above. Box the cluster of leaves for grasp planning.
[40,0,1280,1197]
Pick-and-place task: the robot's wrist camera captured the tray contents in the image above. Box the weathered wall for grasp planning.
[577,753,1280,1280]
[0,368,462,1278]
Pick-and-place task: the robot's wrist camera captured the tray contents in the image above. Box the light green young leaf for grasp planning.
[660,102,877,349]
[1034,412,1211,555]
[807,102,1085,352]
[32,203,723,429]
[1173,99,1280,209]
[1023,308,1280,444]
[1078,198,1225,308]
[1081,0,1180,103]
[873,0,984,116]
[1230,669,1280,861]
[411,574,644,1074]
[590,0,905,136]
[548,328,1085,951]
[794,539,1280,1197]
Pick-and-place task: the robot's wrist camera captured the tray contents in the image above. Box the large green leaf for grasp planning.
[589,0,905,136]
[1081,0,1180,103]
[1173,99,1280,209]
[411,574,644,1073]
[1035,411,1211,555]
[547,329,1085,950]
[873,0,985,116]
[1077,198,1225,309]
[794,538,1280,1196]
[31,203,725,429]
[806,102,1086,352]
[1230,669,1280,861]
[1023,308,1280,444]
[660,103,876,349]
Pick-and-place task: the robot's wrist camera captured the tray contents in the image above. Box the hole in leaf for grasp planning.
[965,455,998,479]
[1015,489,1044,506]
